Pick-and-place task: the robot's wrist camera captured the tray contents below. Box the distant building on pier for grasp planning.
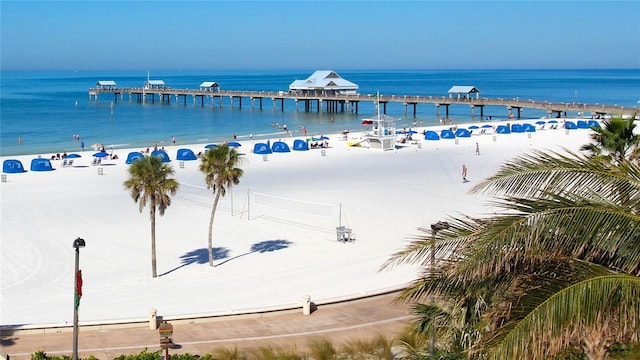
[289,70,358,95]
[144,80,166,90]
[199,81,220,91]
[96,80,116,90]
[448,86,480,100]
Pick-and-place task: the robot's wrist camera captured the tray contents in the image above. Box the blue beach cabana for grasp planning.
[496,125,511,134]
[440,129,456,139]
[126,152,145,164]
[3,159,26,173]
[523,123,536,132]
[511,124,525,133]
[588,120,600,128]
[455,128,471,138]
[425,130,440,141]
[293,139,309,151]
[253,143,272,155]
[176,148,197,161]
[272,141,291,153]
[30,158,54,172]
[564,121,577,130]
[577,120,589,129]
[151,150,170,162]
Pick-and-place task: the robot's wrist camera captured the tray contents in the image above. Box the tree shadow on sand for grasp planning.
[159,247,229,277]
[214,239,292,267]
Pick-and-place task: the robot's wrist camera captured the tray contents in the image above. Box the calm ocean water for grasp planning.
[1,69,639,157]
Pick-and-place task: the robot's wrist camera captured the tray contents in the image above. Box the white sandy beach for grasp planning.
[0,120,595,327]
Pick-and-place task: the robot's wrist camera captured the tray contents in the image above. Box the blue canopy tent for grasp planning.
[3,159,26,173]
[455,128,471,138]
[151,150,171,162]
[125,152,145,164]
[564,121,577,130]
[577,120,589,129]
[425,130,440,140]
[272,141,291,153]
[588,120,601,128]
[293,139,309,151]
[253,143,272,155]
[523,123,537,132]
[440,129,456,139]
[30,158,54,171]
[511,124,524,133]
[176,148,197,161]
[496,125,511,134]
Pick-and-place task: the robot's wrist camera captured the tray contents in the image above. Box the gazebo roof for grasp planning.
[199,81,220,88]
[289,70,358,90]
[448,86,479,94]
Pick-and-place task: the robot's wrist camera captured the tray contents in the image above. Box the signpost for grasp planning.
[159,321,174,359]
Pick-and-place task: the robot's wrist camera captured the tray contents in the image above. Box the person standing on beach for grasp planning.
[475,142,480,155]
[462,164,468,182]
[80,141,85,151]
[172,136,176,145]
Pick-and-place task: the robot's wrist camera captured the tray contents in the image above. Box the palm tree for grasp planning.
[580,115,640,164]
[123,155,179,278]
[384,149,640,359]
[199,144,244,267]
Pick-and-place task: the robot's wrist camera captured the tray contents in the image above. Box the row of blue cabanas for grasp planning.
[3,158,54,173]
[253,139,309,154]
[424,120,600,140]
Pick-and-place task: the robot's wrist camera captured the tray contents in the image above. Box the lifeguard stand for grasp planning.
[362,114,397,150]
[336,225,355,243]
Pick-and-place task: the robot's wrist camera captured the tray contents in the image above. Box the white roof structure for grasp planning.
[199,81,220,89]
[448,86,480,99]
[146,80,166,86]
[289,70,358,92]
[96,80,116,87]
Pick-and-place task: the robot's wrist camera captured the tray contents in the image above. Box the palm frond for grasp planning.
[483,267,640,359]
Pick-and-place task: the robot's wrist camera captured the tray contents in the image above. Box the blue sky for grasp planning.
[1,0,639,71]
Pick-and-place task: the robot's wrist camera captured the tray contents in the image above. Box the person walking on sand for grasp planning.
[462,164,468,182]
[475,142,480,155]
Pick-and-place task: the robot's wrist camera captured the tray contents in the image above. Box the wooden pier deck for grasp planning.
[88,87,638,119]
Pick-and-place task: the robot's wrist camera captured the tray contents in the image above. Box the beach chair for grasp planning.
[67,159,74,167]
[62,159,68,167]
[92,158,98,166]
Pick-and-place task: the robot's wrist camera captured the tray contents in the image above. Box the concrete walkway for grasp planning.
[1,292,412,359]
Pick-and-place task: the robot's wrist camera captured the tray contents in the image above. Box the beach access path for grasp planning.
[2,291,410,359]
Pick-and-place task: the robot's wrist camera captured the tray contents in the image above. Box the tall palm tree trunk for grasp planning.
[208,193,221,267]
[150,205,157,278]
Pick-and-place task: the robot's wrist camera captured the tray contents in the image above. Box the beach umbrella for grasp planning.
[228,141,242,147]
[468,125,479,129]
[66,153,81,158]
[407,129,418,134]
[536,120,546,125]
[93,152,109,158]
[548,120,559,124]
[481,124,493,128]
[316,135,330,140]
[204,144,217,149]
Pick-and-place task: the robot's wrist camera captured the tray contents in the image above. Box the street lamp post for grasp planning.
[429,221,449,356]
[72,237,86,360]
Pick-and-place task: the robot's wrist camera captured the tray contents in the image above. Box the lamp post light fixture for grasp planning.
[72,237,86,360]
[429,221,449,356]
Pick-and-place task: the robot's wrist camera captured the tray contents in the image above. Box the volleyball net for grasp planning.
[244,190,341,231]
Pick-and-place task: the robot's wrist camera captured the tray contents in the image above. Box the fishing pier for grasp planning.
[88,87,637,120]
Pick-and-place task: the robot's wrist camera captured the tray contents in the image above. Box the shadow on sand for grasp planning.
[214,239,292,267]
[159,247,229,277]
